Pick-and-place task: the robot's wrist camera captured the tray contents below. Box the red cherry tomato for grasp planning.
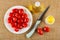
[9,12,14,17]
[17,19,21,24]
[22,23,27,27]
[12,16,17,22]
[14,13,19,18]
[21,14,25,19]
[24,18,29,22]
[19,9,24,14]
[19,26,23,29]
[14,22,17,26]
[37,27,43,35]
[14,28,19,32]
[11,23,15,27]
[8,17,12,23]
[21,13,28,19]
[24,13,28,18]
[12,8,19,13]
[43,26,50,32]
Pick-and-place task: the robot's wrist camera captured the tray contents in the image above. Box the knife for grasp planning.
[26,6,50,38]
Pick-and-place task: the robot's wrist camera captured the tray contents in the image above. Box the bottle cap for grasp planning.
[35,1,40,7]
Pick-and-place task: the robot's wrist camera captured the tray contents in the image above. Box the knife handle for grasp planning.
[26,20,41,38]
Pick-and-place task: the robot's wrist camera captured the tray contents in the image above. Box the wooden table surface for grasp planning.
[0,0,60,40]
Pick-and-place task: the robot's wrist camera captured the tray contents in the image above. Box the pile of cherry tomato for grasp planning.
[8,8,29,32]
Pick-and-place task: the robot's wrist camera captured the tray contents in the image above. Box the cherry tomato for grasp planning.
[19,26,23,29]
[22,23,27,27]
[24,18,29,22]
[14,22,17,26]
[9,12,14,17]
[37,27,43,35]
[12,16,17,22]
[8,17,12,23]
[24,13,28,18]
[21,13,28,19]
[14,13,19,18]
[11,23,15,27]
[12,8,19,13]
[21,14,25,19]
[14,28,19,32]
[43,26,50,32]
[19,9,24,14]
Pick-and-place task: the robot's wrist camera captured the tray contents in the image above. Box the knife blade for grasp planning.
[38,5,50,20]
[26,6,50,38]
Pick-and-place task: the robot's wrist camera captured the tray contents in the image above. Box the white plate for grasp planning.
[4,6,33,34]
